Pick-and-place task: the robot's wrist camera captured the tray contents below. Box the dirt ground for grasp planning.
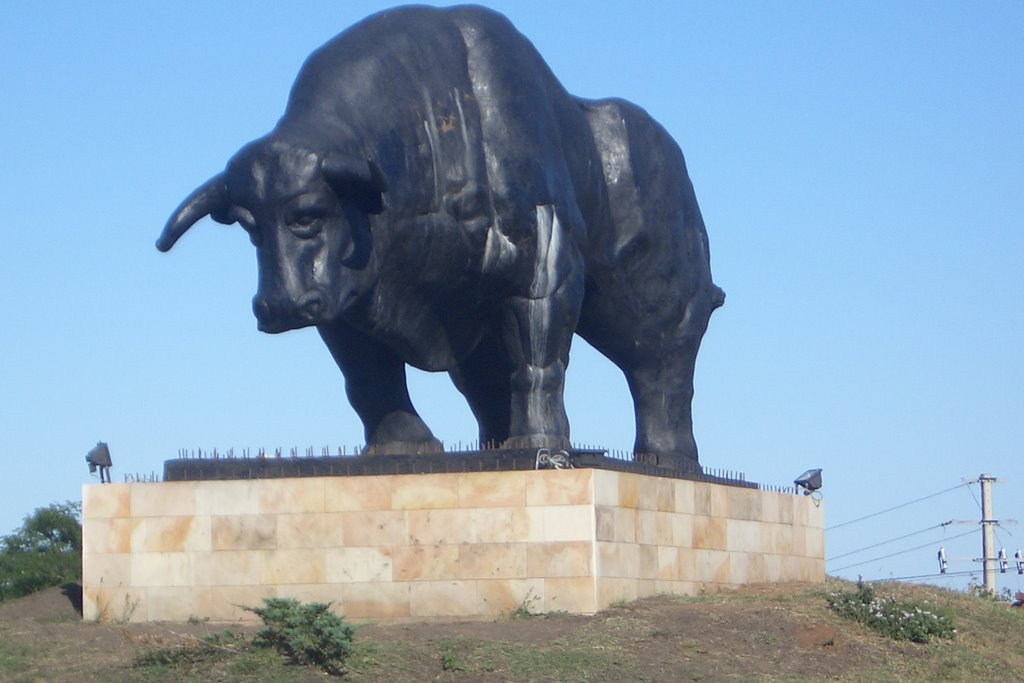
[0,581,1003,682]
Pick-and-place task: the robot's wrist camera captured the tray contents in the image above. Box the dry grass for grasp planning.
[3,579,1024,681]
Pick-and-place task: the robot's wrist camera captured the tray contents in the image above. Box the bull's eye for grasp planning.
[287,211,324,238]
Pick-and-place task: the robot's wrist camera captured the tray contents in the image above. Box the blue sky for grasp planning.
[1,2,1021,593]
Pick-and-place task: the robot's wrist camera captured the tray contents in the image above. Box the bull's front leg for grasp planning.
[318,319,443,455]
[501,205,584,451]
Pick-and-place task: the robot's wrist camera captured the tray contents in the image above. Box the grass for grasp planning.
[6,580,1024,681]
[0,641,33,678]
[822,580,1024,682]
[131,639,318,682]
[429,633,636,680]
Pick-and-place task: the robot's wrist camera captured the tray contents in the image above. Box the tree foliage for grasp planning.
[0,501,82,601]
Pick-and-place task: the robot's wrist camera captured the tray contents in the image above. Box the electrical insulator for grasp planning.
[1015,549,1023,575]
[937,547,948,574]
[999,548,1009,573]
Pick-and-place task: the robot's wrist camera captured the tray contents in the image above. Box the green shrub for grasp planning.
[0,501,82,601]
[827,580,955,643]
[244,597,354,675]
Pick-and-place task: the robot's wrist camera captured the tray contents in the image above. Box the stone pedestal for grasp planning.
[82,468,824,623]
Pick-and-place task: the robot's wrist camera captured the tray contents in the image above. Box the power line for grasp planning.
[827,521,952,563]
[866,569,980,583]
[827,482,969,531]
[966,481,983,511]
[830,528,977,573]
[838,475,1014,589]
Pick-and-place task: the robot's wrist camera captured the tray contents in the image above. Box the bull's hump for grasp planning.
[288,6,476,113]
[284,7,486,208]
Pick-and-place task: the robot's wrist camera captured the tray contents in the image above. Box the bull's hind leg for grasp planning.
[624,328,706,469]
[581,317,709,470]
[579,272,721,471]
[578,98,723,470]
[318,320,442,455]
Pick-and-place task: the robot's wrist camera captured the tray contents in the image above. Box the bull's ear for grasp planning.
[321,155,387,215]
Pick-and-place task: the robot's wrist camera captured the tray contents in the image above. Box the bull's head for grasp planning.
[157,138,386,333]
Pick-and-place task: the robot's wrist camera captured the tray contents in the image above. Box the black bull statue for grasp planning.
[157,5,724,469]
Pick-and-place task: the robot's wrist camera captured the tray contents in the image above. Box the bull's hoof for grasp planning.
[502,434,571,452]
[635,451,702,474]
[363,438,444,456]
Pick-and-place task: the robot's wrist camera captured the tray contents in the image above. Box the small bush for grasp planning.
[244,597,354,675]
[827,580,955,643]
[965,580,1013,602]
[502,587,541,620]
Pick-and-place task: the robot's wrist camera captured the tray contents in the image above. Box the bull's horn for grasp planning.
[156,174,230,252]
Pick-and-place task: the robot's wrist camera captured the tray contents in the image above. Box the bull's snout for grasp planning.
[252,290,326,333]
[297,290,325,319]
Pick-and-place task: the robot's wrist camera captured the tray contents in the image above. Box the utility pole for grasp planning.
[980,473,997,594]
[943,474,1018,593]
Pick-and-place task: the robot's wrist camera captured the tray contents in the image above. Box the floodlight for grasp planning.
[794,468,822,495]
[86,441,113,483]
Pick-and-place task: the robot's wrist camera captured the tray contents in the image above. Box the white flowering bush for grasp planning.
[827,580,956,643]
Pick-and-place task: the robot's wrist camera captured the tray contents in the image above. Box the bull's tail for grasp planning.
[710,284,726,311]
